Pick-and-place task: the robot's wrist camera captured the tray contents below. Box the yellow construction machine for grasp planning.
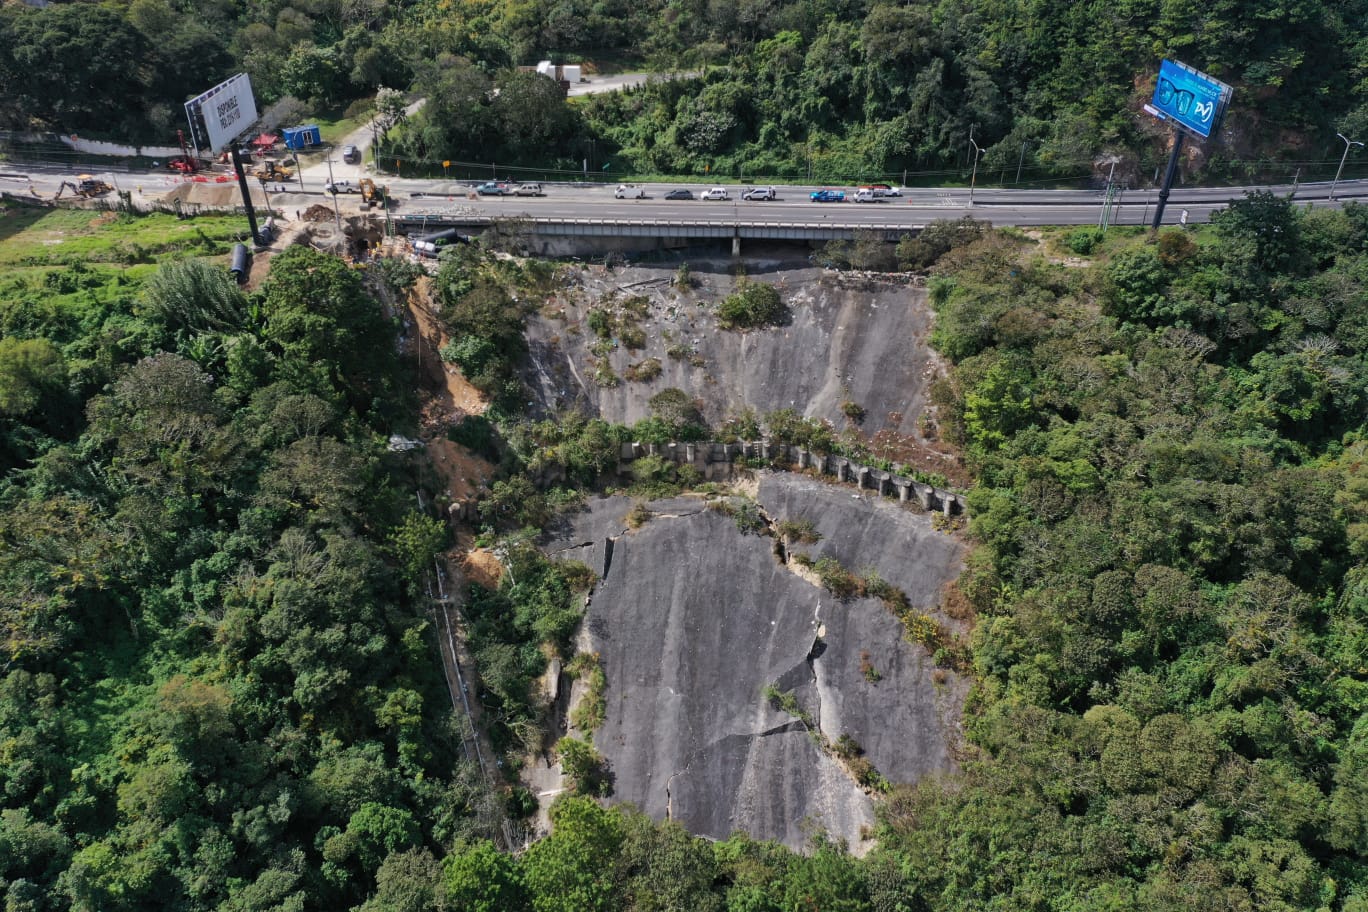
[359,178,388,209]
[252,160,293,182]
[54,176,114,199]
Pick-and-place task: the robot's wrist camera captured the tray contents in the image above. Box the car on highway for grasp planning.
[860,183,901,197]
[742,186,776,201]
[341,144,360,164]
[476,181,511,195]
[664,189,695,200]
[854,189,878,203]
[701,187,729,200]
[512,183,544,196]
[324,179,356,194]
[810,189,846,202]
[615,184,646,199]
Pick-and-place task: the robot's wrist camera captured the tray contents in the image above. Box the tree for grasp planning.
[443,840,526,912]
[361,847,447,912]
[260,246,396,409]
[0,338,66,418]
[388,512,448,587]
[142,258,253,334]
[521,797,624,912]
[1212,191,1304,276]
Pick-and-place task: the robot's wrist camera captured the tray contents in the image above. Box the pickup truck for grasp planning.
[477,181,511,195]
[810,189,846,202]
[513,183,544,196]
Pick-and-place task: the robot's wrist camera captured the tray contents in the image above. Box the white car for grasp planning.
[701,187,729,200]
[615,184,646,199]
[513,183,544,196]
[742,186,776,201]
[324,179,356,194]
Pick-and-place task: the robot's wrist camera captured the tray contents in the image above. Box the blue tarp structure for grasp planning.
[282,125,322,150]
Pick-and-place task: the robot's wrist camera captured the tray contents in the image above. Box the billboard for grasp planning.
[1144,59,1232,141]
[184,74,258,154]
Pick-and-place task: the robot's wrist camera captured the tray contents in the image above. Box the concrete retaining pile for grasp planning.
[616,440,966,515]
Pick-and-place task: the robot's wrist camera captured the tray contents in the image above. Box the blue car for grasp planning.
[810,189,846,202]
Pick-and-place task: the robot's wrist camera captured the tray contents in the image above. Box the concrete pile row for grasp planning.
[613,440,966,515]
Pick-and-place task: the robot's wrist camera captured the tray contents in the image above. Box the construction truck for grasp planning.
[359,178,388,210]
[54,176,113,199]
[252,160,292,182]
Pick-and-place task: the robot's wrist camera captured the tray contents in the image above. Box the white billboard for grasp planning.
[184,73,258,154]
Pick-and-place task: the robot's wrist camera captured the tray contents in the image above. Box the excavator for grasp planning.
[54,176,113,199]
[359,178,388,210]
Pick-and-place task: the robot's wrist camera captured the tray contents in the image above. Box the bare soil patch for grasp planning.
[462,548,504,589]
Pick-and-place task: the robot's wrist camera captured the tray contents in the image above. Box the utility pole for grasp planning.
[324,157,342,231]
[1331,132,1363,201]
[292,150,304,192]
[1015,141,1027,185]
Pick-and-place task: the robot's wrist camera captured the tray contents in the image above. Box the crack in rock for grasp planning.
[808,600,825,732]
[546,540,595,557]
[601,536,616,581]
[664,721,809,819]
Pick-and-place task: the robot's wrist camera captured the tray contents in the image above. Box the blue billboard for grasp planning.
[1146,59,1232,140]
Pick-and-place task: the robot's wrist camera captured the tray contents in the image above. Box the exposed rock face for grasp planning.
[544,481,966,852]
[522,259,940,437]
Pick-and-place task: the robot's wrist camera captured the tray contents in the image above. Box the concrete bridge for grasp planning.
[394,210,915,255]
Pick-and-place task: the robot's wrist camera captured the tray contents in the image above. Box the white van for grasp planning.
[615,184,646,199]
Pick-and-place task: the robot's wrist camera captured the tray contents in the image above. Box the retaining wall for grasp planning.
[615,440,966,515]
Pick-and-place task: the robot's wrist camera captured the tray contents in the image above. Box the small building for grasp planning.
[282,125,322,150]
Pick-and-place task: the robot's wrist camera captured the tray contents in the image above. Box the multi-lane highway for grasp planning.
[395,178,1368,230]
[4,158,1367,228]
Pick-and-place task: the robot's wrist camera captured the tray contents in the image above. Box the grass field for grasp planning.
[0,204,248,268]
[0,203,254,348]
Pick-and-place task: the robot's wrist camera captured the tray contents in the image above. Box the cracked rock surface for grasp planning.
[523,261,938,436]
[757,473,968,628]
[544,489,965,851]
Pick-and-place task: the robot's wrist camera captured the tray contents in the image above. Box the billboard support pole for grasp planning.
[231,146,263,245]
[1151,131,1185,231]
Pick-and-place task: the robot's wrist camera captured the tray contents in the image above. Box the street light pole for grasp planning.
[968,137,984,206]
[1331,132,1363,201]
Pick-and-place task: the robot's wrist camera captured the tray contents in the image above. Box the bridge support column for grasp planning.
[732,233,741,256]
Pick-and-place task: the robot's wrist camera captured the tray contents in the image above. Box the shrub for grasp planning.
[625,502,651,528]
[814,557,863,599]
[775,518,820,544]
[841,400,866,424]
[448,414,498,460]
[623,358,662,382]
[1066,227,1103,255]
[718,282,784,329]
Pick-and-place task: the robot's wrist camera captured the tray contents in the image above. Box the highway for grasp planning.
[5,157,1368,228]
[393,177,1368,228]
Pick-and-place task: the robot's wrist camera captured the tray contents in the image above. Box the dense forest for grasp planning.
[5,186,1368,906]
[3,0,1368,178]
